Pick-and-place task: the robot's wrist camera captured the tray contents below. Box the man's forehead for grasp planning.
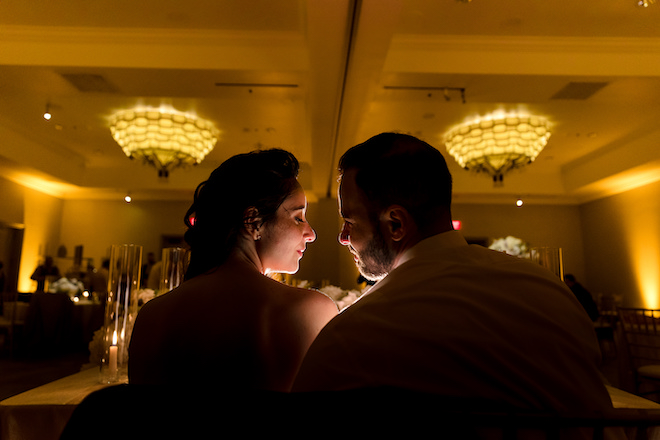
[339,169,357,195]
[338,170,364,212]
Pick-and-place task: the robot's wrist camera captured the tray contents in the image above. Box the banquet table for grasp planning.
[71,300,104,351]
[1,373,659,440]
[0,367,110,440]
[21,293,74,356]
[21,294,104,356]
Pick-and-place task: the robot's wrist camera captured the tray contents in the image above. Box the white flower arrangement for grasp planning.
[138,289,156,307]
[296,280,364,311]
[48,277,84,296]
[87,327,105,367]
[489,235,530,258]
[333,289,363,311]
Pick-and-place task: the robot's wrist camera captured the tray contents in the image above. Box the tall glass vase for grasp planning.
[159,247,189,295]
[530,247,564,281]
[101,244,142,383]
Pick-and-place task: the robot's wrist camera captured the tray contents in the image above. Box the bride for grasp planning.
[128,149,338,391]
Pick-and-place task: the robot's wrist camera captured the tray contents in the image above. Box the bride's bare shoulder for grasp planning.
[269,280,338,314]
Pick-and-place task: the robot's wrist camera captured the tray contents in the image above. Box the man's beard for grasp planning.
[355,226,396,282]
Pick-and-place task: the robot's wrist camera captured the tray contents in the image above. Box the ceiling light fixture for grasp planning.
[443,111,551,186]
[109,107,219,179]
[638,0,655,7]
[43,104,52,121]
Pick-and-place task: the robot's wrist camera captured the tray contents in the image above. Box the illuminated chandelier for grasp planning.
[443,111,551,185]
[109,107,219,178]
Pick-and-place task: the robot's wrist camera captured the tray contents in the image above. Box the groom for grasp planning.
[293,132,611,413]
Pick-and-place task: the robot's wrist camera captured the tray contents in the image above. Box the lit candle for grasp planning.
[109,331,118,377]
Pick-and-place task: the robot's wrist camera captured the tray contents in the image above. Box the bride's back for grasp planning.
[128,149,337,390]
[129,261,334,391]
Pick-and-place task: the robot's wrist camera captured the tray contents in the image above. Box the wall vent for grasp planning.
[550,82,608,100]
[60,73,118,93]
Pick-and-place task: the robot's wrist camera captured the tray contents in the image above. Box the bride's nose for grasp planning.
[304,223,316,243]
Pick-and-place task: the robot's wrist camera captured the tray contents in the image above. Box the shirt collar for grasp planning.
[394,230,468,270]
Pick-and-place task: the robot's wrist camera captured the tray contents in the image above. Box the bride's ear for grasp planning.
[243,207,262,241]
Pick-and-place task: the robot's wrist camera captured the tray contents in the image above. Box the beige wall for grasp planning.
[15,186,63,292]
[59,199,191,273]
[300,199,586,291]
[4,172,659,308]
[0,177,25,225]
[295,197,360,290]
[453,203,586,280]
[580,179,660,308]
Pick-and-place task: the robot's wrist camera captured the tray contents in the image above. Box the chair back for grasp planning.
[3,301,29,325]
[618,308,660,369]
[0,291,29,355]
[61,385,660,440]
[597,293,621,326]
[3,289,28,321]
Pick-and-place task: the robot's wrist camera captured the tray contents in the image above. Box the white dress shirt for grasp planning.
[293,231,612,412]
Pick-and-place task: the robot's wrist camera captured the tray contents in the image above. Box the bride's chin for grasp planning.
[266,265,299,277]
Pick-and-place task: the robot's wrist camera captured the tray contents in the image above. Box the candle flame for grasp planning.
[112,330,117,346]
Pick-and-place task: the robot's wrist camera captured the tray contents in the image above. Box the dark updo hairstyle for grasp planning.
[183,149,300,280]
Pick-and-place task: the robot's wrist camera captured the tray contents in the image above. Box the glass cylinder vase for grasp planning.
[101,244,142,383]
[159,247,190,295]
[530,247,564,281]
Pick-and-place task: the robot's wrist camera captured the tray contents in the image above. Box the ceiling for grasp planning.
[1,0,660,205]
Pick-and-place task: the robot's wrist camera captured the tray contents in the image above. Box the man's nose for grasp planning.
[338,225,350,246]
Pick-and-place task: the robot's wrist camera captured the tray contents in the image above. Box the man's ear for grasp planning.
[381,205,411,242]
[243,207,262,240]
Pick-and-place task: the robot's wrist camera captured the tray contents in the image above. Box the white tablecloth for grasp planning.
[0,367,110,440]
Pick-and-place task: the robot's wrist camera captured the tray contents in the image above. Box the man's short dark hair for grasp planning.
[338,133,453,230]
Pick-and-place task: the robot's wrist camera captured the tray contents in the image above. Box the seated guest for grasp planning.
[565,273,600,322]
[293,133,612,413]
[30,256,60,292]
[129,149,338,391]
[85,260,109,304]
